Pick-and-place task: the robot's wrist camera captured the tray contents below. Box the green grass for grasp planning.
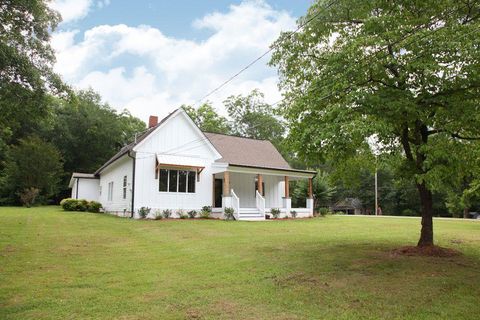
[0,207,479,319]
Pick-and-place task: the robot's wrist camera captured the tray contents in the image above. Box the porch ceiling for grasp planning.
[225,164,315,179]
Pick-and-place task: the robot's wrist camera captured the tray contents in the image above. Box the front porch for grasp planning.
[211,165,315,221]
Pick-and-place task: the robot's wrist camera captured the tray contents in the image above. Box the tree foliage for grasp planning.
[271,0,480,246]
[183,103,231,134]
[0,136,63,204]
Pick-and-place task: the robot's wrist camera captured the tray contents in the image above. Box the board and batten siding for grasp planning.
[132,111,220,217]
[99,155,133,216]
[71,178,99,201]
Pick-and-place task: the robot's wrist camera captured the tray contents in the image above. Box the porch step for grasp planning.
[238,209,265,221]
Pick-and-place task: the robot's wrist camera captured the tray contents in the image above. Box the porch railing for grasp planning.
[256,190,265,218]
[231,189,240,220]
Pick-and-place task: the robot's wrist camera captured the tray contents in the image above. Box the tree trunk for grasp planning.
[416,182,434,247]
[463,207,469,219]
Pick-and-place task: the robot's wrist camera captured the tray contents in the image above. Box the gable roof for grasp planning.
[204,132,291,170]
[94,109,179,174]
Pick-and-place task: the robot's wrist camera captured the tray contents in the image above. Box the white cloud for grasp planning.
[50,0,110,23]
[51,0,296,123]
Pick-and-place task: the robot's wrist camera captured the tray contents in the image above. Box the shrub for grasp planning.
[187,210,197,219]
[19,187,40,207]
[138,207,151,219]
[401,209,417,216]
[87,201,102,213]
[290,210,297,219]
[318,207,330,216]
[224,207,235,220]
[177,210,188,219]
[77,199,88,211]
[162,209,172,219]
[61,198,77,211]
[199,206,212,219]
[270,208,281,219]
[153,210,163,220]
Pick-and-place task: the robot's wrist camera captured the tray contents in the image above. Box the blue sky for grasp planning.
[50,0,313,121]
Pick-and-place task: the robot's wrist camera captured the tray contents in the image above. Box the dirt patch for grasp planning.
[392,245,461,257]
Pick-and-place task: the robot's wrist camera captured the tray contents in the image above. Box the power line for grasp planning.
[193,0,340,106]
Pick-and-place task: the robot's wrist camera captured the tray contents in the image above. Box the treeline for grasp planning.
[0,90,145,205]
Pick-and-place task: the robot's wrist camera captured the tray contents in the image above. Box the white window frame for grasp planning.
[158,168,196,194]
[108,181,114,201]
[122,175,127,199]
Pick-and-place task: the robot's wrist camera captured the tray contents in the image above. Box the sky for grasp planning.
[49,0,313,122]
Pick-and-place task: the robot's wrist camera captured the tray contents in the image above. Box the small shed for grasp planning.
[331,198,363,215]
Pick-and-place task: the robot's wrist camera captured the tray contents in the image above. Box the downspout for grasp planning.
[127,151,136,218]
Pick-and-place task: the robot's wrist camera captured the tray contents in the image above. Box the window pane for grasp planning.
[178,170,187,192]
[169,170,178,192]
[188,171,196,193]
[159,169,168,192]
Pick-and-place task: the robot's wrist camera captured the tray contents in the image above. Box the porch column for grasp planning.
[223,171,230,196]
[257,174,263,195]
[308,178,313,199]
[284,176,289,198]
[307,177,314,216]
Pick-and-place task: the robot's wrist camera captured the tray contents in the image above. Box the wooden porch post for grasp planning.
[223,171,230,196]
[308,178,313,199]
[257,174,263,195]
[284,176,289,198]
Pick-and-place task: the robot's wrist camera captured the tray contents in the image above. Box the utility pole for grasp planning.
[375,167,378,216]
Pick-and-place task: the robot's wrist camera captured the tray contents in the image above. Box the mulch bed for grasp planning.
[392,245,461,257]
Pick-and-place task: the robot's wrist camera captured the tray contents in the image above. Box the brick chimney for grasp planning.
[148,115,158,128]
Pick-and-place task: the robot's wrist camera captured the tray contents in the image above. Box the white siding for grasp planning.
[133,111,220,217]
[99,155,133,215]
[71,178,99,201]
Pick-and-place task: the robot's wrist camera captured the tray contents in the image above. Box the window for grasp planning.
[108,182,114,201]
[178,170,187,192]
[159,169,168,192]
[168,170,178,192]
[122,175,127,199]
[187,171,196,193]
[158,168,196,193]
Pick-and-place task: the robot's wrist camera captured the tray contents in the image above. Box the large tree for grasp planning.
[0,0,64,158]
[271,0,480,246]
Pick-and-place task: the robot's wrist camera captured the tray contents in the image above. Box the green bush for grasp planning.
[318,207,330,216]
[199,206,212,219]
[60,198,102,213]
[270,208,281,219]
[162,209,172,219]
[224,207,235,220]
[138,207,151,219]
[401,209,417,216]
[187,210,197,219]
[153,210,163,220]
[177,210,188,219]
[87,201,102,213]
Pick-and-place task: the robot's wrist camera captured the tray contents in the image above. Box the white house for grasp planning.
[69,108,316,220]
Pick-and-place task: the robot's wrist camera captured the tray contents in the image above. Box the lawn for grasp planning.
[0,207,479,319]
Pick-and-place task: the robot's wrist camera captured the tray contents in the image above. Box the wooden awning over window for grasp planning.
[155,154,205,180]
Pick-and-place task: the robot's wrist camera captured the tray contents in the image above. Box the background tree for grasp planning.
[0,136,63,204]
[183,103,231,134]
[224,90,285,148]
[271,0,480,246]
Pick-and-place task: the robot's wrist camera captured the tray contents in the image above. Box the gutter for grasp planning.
[127,151,136,218]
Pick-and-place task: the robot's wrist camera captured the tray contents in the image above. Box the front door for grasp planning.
[214,179,223,208]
